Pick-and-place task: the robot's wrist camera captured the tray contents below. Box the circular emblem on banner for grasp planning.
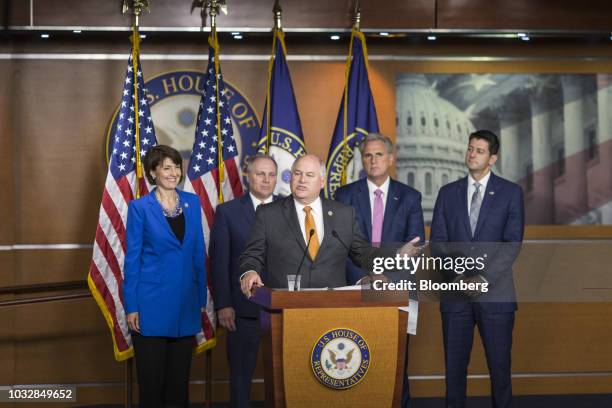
[311,328,371,390]
[324,131,368,198]
[256,127,306,196]
[105,70,260,182]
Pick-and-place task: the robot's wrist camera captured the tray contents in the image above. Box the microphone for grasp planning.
[294,229,315,291]
[332,230,349,251]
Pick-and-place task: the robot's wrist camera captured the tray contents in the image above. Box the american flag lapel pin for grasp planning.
[328,210,333,216]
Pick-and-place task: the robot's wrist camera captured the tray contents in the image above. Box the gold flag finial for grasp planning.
[273,0,282,30]
[122,0,151,27]
[191,0,227,30]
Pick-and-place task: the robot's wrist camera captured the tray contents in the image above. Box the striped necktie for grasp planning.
[469,182,482,236]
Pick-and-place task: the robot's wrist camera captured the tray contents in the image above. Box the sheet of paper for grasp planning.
[331,284,364,291]
[399,299,419,335]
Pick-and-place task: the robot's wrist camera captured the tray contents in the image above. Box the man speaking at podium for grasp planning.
[239,154,375,296]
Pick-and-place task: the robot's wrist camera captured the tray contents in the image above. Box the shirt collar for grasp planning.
[468,171,491,190]
[293,196,322,215]
[250,192,273,210]
[366,176,390,197]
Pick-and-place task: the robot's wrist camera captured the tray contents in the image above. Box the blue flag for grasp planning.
[325,30,379,199]
[258,29,306,196]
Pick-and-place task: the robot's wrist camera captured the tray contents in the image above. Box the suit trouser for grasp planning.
[132,333,194,408]
[227,316,261,408]
[441,305,515,408]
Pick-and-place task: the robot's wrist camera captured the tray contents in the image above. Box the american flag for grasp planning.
[87,50,157,361]
[183,37,244,351]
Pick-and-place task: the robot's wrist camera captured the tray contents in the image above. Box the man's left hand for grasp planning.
[397,237,425,257]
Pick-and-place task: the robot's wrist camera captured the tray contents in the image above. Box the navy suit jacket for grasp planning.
[210,194,273,318]
[123,189,207,337]
[430,173,525,313]
[335,178,425,283]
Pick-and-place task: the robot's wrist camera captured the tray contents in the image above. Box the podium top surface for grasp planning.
[250,286,409,310]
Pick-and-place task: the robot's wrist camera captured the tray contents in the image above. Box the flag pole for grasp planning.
[131,27,142,199]
[212,4,225,203]
[197,0,226,203]
[340,2,360,186]
[121,3,150,406]
[264,0,282,154]
[123,0,150,199]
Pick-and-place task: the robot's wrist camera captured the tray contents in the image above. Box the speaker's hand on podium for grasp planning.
[240,271,264,298]
[358,273,390,285]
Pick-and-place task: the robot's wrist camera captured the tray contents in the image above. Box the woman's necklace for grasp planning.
[156,190,183,218]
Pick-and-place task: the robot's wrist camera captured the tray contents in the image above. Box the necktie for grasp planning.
[469,182,482,236]
[372,189,384,244]
[303,206,320,260]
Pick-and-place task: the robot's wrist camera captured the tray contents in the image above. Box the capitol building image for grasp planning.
[396,73,612,225]
[396,74,476,223]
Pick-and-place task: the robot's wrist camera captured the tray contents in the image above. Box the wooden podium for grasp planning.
[251,287,409,408]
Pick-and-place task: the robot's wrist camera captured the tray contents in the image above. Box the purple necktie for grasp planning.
[372,189,383,245]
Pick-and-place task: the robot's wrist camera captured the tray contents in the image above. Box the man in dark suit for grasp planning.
[335,133,424,408]
[335,133,425,281]
[209,154,277,408]
[239,154,380,295]
[430,130,525,408]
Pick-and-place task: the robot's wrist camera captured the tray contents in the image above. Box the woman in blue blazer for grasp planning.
[123,145,206,408]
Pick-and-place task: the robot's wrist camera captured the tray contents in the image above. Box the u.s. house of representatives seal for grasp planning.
[311,328,371,390]
[106,70,260,181]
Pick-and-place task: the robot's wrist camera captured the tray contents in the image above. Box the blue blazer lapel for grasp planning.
[382,179,400,241]
[148,190,181,247]
[356,180,372,241]
[457,178,472,238]
[177,190,193,244]
[473,173,498,239]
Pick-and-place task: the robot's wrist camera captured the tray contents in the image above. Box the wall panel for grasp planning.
[10,1,612,31]
[11,0,435,30]
[437,0,612,30]
[0,60,13,246]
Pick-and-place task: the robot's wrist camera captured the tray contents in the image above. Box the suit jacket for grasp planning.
[210,194,274,318]
[429,173,524,313]
[335,178,425,283]
[239,196,372,289]
[123,189,207,337]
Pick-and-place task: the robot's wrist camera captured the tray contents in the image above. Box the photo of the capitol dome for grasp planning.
[396,73,612,225]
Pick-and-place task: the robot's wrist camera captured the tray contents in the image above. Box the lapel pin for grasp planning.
[393,196,399,200]
[489,191,495,195]
[328,210,333,216]
[184,202,189,208]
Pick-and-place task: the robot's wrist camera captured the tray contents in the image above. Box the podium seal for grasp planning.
[311,328,371,390]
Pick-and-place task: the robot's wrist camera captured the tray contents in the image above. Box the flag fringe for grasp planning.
[87,273,134,362]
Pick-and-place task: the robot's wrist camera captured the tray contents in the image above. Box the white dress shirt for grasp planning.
[293,196,324,245]
[467,171,491,216]
[366,176,390,225]
[250,192,273,211]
